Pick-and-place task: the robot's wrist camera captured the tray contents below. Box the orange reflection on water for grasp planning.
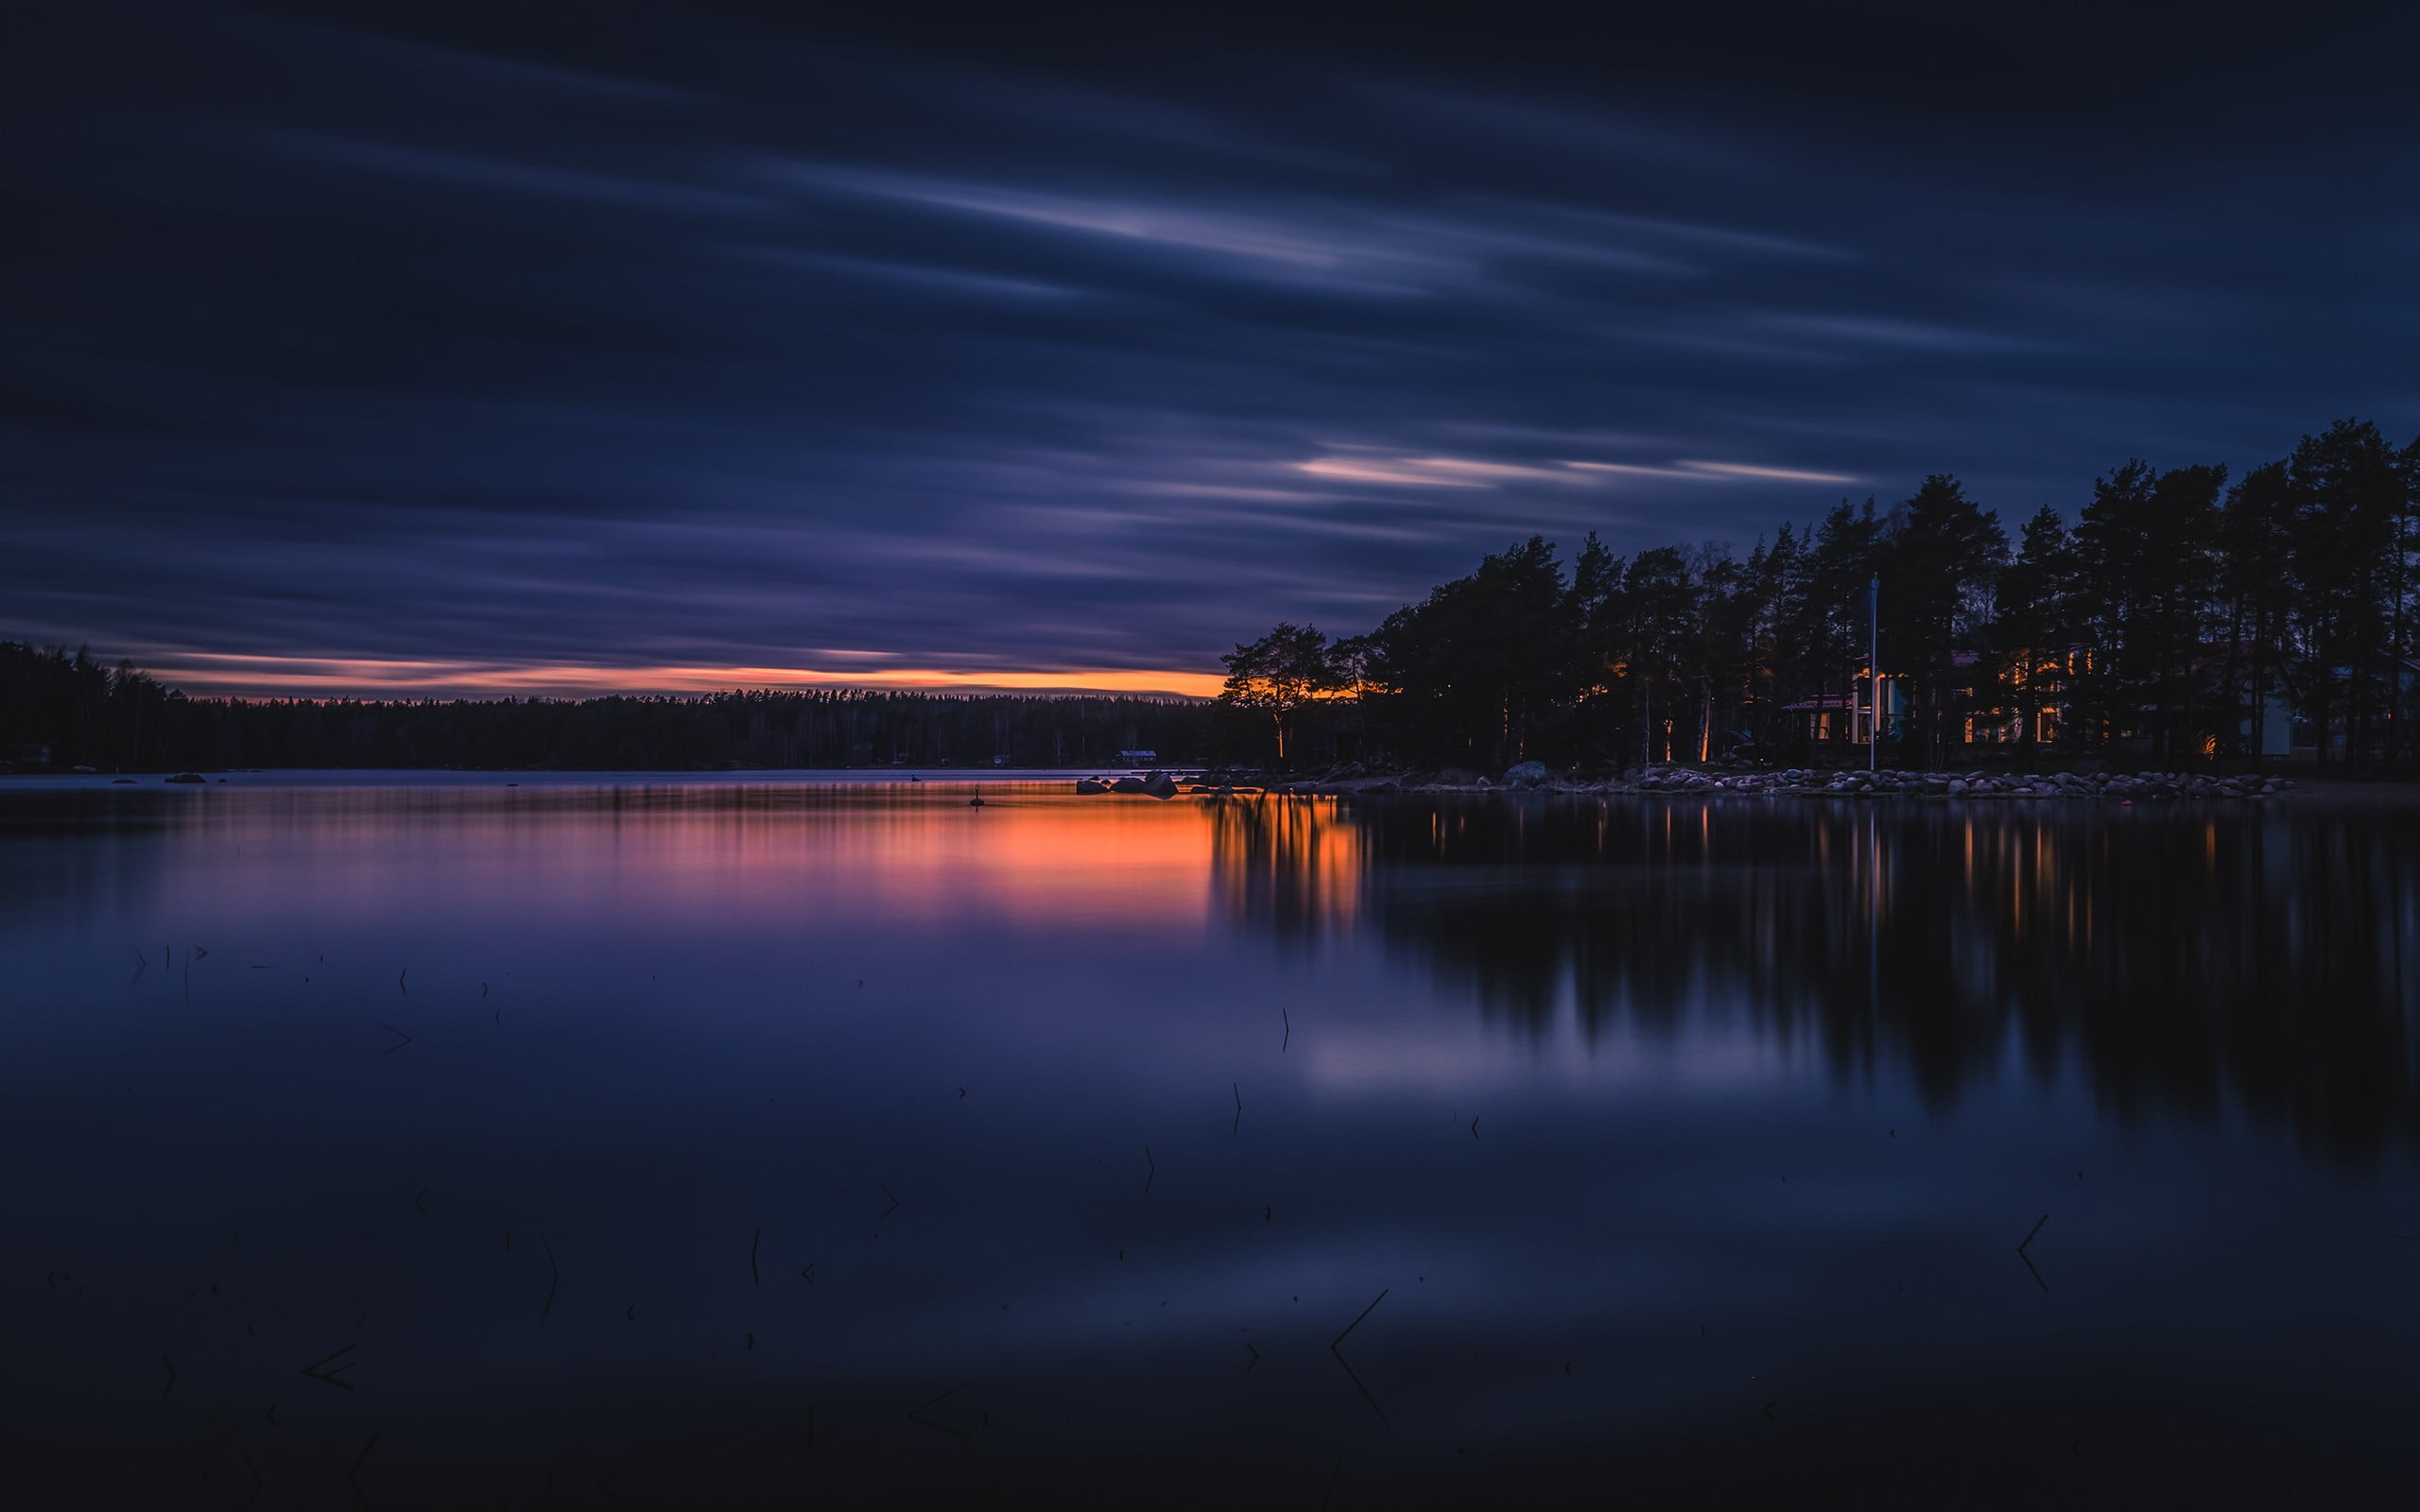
[132,785,1242,935]
[1208,796,1364,940]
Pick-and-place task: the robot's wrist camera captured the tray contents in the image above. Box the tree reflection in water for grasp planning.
[1214,794,2420,1162]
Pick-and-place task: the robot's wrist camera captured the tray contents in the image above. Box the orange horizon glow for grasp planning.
[139,652,1225,700]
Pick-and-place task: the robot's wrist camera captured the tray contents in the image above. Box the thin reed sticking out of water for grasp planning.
[2017,1213,2051,1294]
[347,1432,380,1507]
[1329,1289,1390,1423]
[908,1381,976,1440]
[301,1344,356,1392]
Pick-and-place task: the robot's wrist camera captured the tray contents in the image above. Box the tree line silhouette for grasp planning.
[0,643,1212,772]
[11,415,2414,776]
[1220,417,2420,771]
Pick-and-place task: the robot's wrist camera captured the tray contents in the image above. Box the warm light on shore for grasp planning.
[141,653,1224,700]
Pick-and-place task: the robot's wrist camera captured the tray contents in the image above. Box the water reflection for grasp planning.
[1207,795,1364,945]
[7,780,2420,1503]
[13,783,2419,1160]
[5,782,1220,936]
[1218,795,2420,1161]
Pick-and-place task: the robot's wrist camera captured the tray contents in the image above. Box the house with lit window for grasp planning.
[1955,648,2083,746]
[1784,673,1905,746]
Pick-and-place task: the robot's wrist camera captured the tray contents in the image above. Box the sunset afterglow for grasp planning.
[140,653,1225,700]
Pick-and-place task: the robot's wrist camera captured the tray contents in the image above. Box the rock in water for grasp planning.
[1075,779,1108,795]
[968,797,987,807]
[164,772,206,783]
[1111,777,1147,794]
[1503,760,1552,790]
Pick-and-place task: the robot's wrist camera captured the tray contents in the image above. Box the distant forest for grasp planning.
[0,643,1213,772]
[1221,417,2420,772]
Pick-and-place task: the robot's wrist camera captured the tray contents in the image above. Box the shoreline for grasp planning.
[13,765,2420,806]
[1210,764,2324,803]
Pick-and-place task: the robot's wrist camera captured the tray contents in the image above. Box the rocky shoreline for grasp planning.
[1084,762,2301,801]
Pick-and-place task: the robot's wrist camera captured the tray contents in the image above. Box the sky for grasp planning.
[6,0,2418,698]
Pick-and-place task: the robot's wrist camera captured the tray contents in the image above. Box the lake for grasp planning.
[5,775,2417,1506]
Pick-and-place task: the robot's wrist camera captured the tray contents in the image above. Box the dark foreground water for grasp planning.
[5,775,2418,1507]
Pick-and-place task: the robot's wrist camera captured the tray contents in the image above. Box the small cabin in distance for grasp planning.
[1115,748,1159,765]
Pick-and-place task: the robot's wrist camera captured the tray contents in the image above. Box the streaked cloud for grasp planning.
[1671,460,1861,484]
[1754,313,2064,355]
[245,131,774,215]
[3,1,2412,696]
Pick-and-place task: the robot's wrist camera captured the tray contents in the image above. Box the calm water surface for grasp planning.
[5,775,2418,1506]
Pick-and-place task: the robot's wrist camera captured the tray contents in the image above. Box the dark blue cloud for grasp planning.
[4,1,2416,693]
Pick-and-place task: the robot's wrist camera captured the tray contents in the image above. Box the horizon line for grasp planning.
[120,652,1227,701]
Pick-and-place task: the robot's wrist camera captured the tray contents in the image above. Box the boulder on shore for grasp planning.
[1503,760,1552,790]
